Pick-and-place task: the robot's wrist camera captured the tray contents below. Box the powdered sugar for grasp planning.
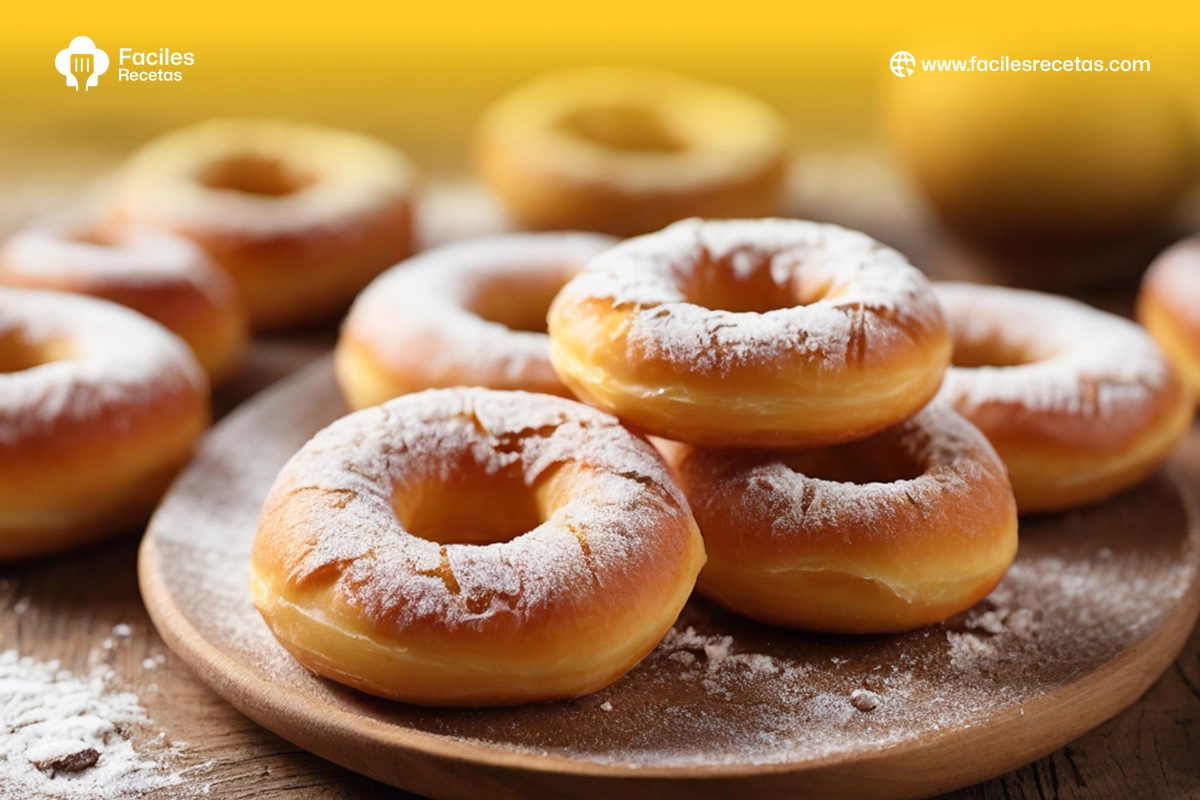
[145,357,1200,772]
[260,387,693,635]
[0,650,183,799]
[935,282,1175,421]
[668,402,1012,602]
[344,232,615,395]
[551,218,946,378]
[0,288,206,446]
[1141,235,1200,331]
[0,222,230,297]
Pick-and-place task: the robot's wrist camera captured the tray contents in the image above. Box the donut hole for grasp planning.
[951,338,1037,368]
[398,460,543,546]
[199,156,316,197]
[558,105,687,153]
[468,273,569,333]
[0,329,66,373]
[782,440,924,485]
[680,251,804,313]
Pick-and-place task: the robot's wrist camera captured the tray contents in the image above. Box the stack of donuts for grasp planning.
[252,215,1193,709]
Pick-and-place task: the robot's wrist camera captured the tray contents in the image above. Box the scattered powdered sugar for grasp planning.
[0,287,207,445]
[0,650,184,799]
[935,282,1176,423]
[551,218,946,378]
[345,232,615,395]
[146,357,1199,771]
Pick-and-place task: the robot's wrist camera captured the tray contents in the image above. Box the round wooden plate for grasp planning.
[139,356,1200,800]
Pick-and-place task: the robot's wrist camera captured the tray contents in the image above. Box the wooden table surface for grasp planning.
[1,140,1199,799]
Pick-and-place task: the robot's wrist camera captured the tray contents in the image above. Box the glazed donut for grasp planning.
[111,119,416,330]
[548,218,952,449]
[0,220,248,385]
[1138,236,1200,397]
[0,288,209,561]
[336,232,617,410]
[935,282,1193,514]
[657,403,1018,633]
[250,388,705,706]
[477,68,789,236]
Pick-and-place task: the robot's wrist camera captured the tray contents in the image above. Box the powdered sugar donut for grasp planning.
[548,218,952,448]
[657,403,1017,633]
[477,68,789,236]
[111,119,416,330]
[250,388,705,706]
[335,232,616,410]
[936,282,1193,514]
[0,220,247,385]
[1138,236,1200,397]
[0,288,210,561]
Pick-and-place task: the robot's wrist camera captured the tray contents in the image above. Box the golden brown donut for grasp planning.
[1138,235,1200,398]
[477,68,789,236]
[335,232,616,410]
[250,388,706,707]
[111,119,416,330]
[935,282,1193,514]
[0,220,247,385]
[657,404,1018,633]
[0,288,210,561]
[548,218,952,449]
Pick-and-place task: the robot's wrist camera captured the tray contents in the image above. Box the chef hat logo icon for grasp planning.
[55,36,110,91]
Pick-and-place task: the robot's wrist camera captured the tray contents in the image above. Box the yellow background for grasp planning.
[2,1,1198,169]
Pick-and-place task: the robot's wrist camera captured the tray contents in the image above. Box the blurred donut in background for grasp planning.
[0,220,248,386]
[110,119,417,331]
[476,67,789,236]
[1139,235,1200,398]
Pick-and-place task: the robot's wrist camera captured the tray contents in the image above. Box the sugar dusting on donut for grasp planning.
[266,388,691,633]
[555,218,945,376]
[935,282,1176,423]
[0,289,206,444]
[0,224,225,291]
[346,233,615,390]
[694,403,999,545]
[1142,236,1200,329]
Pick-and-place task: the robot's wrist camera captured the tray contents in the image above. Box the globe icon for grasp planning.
[890,51,916,78]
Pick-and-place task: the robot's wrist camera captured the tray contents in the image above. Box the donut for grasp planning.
[0,288,209,561]
[1138,236,1200,397]
[250,388,705,706]
[477,68,789,236]
[110,119,416,330]
[656,404,1018,633]
[0,220,248,385]
[548,218,952,449]
[336,232,617,410]
[935,282,1193,514]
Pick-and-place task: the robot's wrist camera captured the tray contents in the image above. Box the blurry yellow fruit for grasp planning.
[885,73,1198,244]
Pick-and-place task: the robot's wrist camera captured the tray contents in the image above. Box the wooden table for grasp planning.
[2,141,1198,799]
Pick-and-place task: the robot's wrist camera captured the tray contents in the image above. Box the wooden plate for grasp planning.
[139,356,1200,800]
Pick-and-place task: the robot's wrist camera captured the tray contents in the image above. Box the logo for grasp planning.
[56,36,110,91]
[890,50,916,78]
